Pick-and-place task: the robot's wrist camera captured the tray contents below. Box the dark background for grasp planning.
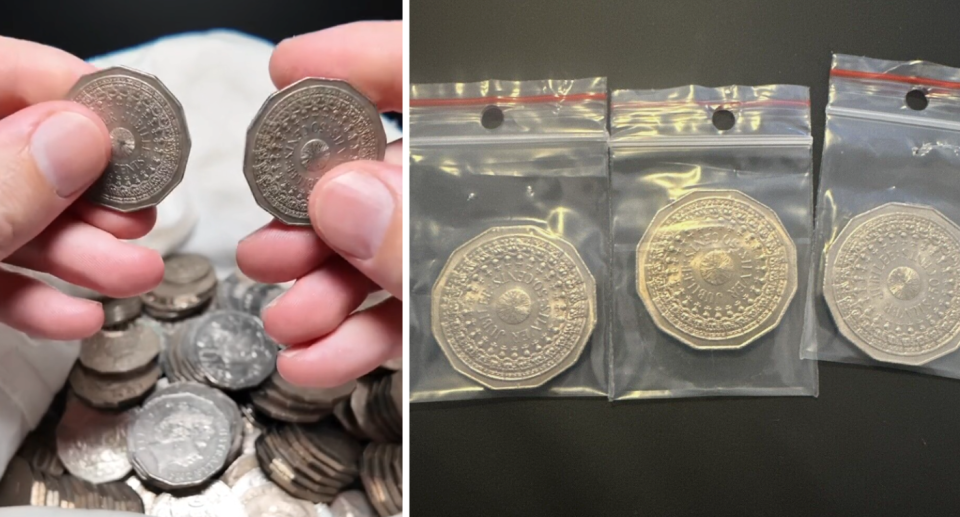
[411,1,960,516]
[0,0,402,121]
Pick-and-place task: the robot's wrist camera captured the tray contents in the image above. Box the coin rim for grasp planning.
[430,225,598,390]
[823,202,960,365]
[66,65,191,212]
[636,189,799,350]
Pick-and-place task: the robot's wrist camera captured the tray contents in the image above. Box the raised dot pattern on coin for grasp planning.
[245,78,386,225]
[824,203,960,365]
[432,226,597,389]
[67,67,189,211]
[637,190,797,349]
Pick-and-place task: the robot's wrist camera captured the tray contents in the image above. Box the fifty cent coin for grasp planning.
[183,310,278,390]
[67,66,190,212]
[244,78,386,226]
[824,203,960,365]
[637,190,798,350]
[431,226,597,389]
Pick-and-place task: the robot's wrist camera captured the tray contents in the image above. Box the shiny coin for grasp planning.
[637,190,798,350]
[432,225,597,389]
[149,481,244,517]
[69,362,161,409]
[183,310,278,390]
[55,399,133,483]
[129,392,233,490]
[244,78,387,226]
[67,66,190,212]
[824,203,960,365]
[142,254,218,319]
[79,321,161,374]
[149,381,243,461]
[101,297,143,328]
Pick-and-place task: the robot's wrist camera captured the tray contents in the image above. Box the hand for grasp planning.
[236,22,402,387]
[0,37,164,341]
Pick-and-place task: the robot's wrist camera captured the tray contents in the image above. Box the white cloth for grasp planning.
[0,29,402,477]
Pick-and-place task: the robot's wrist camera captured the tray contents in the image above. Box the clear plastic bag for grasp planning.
[610,85,818,399]
[803,54,960,378]
[409,78,610,402]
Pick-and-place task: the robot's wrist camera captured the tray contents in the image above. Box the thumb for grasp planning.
[0,101,110,260]
[309,160,402,299]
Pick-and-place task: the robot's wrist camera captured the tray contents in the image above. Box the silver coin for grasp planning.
[183,310,278,390]
[148,381,243,459]
[101,297,143,328]
[149,481,244,517]
[637,190,798,349]
[143,254,218,318]
[241,484,316,517]
[269,371,355,408]
[55,399,133,484]
[68,362,161,410]
[78,321,161,374]
[67,66,190,212]
[128,392,233,490]
[824,203,960,365]
[244,78,387,226]
[432,225,597,389]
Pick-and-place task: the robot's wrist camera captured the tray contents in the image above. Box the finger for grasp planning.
[70,202,157,240]
[0,268,103,340]
[309,160,402,299]
[0,101,111,261]
[261,258,376,346]
[277,298,401,388]
[0,36,94,117]
[385,139,402,166]
[5,218,164,298]
[269,21,402,112]
[236,220,334,284]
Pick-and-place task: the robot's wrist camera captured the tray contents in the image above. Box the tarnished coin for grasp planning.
[244,78,387,226]
[66,66,190,212]
[149,481,244,517]
[183,310,278,390]
[142,254,218,319]
[79,321,161,374]
[101,297,143,328]
[824,203,960,365]
[637,190,798,349]
[432,225,597,389]
[129,392,233,490]
[55,399,133,483]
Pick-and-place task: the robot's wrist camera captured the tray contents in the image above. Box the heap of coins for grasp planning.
[0,254,403,517]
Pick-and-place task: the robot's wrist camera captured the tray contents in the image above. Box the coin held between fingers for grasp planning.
[30,111,109,198]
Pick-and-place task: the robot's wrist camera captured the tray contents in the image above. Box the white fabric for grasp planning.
[0,30,402,477]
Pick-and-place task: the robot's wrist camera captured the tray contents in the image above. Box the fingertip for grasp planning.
[277,347,357,388]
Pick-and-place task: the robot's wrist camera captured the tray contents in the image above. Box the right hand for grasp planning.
[0,37,164,340]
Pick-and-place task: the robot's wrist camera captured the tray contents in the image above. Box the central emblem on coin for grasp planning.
[432,226,597,390]
[496,288,533,324]
[110,127,137,158]
[824,203,960,365]
[637,190,798,350]
[887,266,922,301]
[299,138,331,173]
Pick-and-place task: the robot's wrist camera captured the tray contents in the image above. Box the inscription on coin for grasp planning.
[824,203,960,365]
[637,190,798,349]
[184,311,278,390]
[66,66,190,212]
[431,226,597,389]
[244,78,386,226]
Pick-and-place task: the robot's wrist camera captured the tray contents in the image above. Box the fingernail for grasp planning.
[313,171,394,260]
[31,112,107,198]
[280,345,307,358]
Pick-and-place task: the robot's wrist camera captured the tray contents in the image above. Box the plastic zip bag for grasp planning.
[610,85,818,399]
[410,78,610,402]
[803,54,960,377]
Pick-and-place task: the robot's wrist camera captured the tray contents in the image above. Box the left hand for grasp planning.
[236,21,403,388]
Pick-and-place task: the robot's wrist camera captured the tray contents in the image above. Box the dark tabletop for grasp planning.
[410,1,960,516]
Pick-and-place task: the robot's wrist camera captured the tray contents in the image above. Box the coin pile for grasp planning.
[0,253,403,516]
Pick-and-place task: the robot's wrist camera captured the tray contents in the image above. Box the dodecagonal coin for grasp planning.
[101,297,143,328]
[183,310,278,390]
[250,389,326,423]
[55,399,133,483]
[432,225,597,389]
[148,381,243,459]
[244,78,387,226]
[142,254,217,318]
[255,435,331,503]
[66,66,190,212]
[78,321,161,374]
[68,363,160,410]
[270,371,354,407]
[262,431,339,493]
[128,392,233,490]
[824,203,960,365]
[637,190,798,349]
[281,426,354,486]
[293,422,362,477]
